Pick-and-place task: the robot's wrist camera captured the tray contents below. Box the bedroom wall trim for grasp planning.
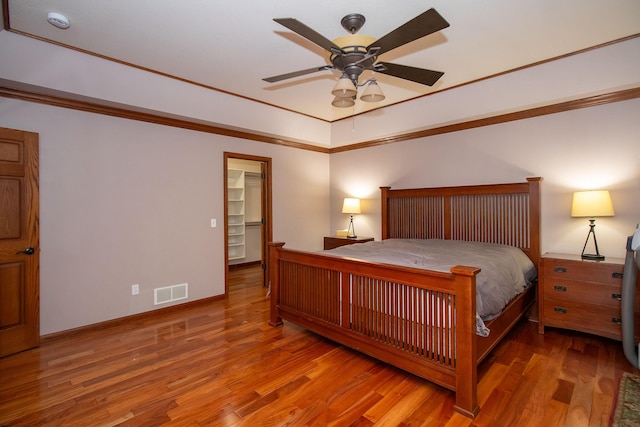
[329,86,640,153]
[1,79,638,154]
[0,80,331,154]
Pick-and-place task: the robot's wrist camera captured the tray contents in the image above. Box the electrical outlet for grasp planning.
[132,284,140,295]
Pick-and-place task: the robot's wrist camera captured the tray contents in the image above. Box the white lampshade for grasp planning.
[359,80,385,102]
[342,198,361,214]
[331,75,357,97]
[331,96,355,108]
[571,190,615,217]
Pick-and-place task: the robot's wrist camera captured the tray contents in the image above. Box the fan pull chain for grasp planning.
[352,105,356,132]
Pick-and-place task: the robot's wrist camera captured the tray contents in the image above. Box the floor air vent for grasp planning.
[154,283,188,305]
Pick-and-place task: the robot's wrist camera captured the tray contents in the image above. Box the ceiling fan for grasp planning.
[263,8,450,107]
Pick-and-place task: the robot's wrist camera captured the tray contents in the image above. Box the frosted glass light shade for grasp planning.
[342,198,361,214]
[331,76,357,97]
[331,96,355,108]
[571,190,615,217]
[360,80,385,102]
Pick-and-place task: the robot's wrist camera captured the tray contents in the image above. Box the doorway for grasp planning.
[223,153,272,295]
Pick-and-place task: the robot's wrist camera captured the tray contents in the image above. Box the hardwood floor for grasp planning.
[1,265,639,426]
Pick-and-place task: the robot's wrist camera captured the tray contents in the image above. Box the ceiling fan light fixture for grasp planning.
[331,96,355,108]
[331,75,357,97]
[359,80,385,103]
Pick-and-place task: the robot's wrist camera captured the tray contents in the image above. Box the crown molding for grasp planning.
[329,87,640,153]
[0,79,330,154]
[1,79,638,154]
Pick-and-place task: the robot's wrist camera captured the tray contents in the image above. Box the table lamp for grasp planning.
[342,198,361,238]
[571,190,615,260]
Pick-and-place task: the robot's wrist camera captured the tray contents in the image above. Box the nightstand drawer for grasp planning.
[542,279,621,308]
[542,259,623,283]
[543,297,621,339]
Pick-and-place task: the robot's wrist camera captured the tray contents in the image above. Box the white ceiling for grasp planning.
[4,0,640,122]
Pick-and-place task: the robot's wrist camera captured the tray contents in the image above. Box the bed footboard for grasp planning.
[268,242,481,419]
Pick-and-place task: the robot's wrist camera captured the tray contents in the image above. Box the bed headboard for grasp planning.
[380,177,542,267]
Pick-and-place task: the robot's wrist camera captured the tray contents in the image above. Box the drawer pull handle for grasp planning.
[554,307,567,314]
[612,317,622,324]
[612,272,624,279]
[612,293,622,301]
[553,266,567,273]
[553,285,567,292]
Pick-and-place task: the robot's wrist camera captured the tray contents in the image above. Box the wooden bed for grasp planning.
[268,177,541,418]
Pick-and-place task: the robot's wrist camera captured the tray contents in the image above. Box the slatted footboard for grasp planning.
[268,243,482,418]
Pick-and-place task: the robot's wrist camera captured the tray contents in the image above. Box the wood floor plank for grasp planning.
[361,377,421,423]
[324,390,384,427]
[476,361,508,405]
[589,391,613,427]
[566,375,595,426]
[541,399,570,426]
[373,382,435,427]
[1,265,639,426]
[513,389,551,427]
[320,365,403,426]
[290,352,378,412]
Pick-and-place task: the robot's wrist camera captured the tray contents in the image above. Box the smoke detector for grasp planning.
[47,12,70,29]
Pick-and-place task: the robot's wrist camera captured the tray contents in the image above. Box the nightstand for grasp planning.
[538,253,640,341]
[323,236,374,250]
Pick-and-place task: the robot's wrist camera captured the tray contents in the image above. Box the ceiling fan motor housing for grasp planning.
[330,47,376,83]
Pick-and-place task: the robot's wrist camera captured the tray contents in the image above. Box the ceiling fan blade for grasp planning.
[274,18,343,53]
[375,62,444,86]
[263,66,332,83]
[367,9,449,57]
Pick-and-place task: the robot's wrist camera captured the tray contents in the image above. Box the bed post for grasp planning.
[268,242,285,327]
[452,265,481,419]
[380,186,391,240]
[527,177,542,268]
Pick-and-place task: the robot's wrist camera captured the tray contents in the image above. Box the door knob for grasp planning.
[16,247,35,255]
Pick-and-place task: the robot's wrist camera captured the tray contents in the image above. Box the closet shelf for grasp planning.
[227,168,246,261]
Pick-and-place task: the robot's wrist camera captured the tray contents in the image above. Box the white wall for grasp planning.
[330,98,640,259]
[0,98,330,335]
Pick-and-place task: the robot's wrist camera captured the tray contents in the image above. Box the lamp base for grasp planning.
[346,215,356,239]
[581,253,605,261]
[580,219,605,261]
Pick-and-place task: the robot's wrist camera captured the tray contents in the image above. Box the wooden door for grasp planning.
[0,127,40,358]
[259,161,269,287]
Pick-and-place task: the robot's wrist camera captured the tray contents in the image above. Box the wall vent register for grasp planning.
[154,283,188,305]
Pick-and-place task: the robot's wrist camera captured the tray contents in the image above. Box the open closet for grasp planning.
[224,153,272,290]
